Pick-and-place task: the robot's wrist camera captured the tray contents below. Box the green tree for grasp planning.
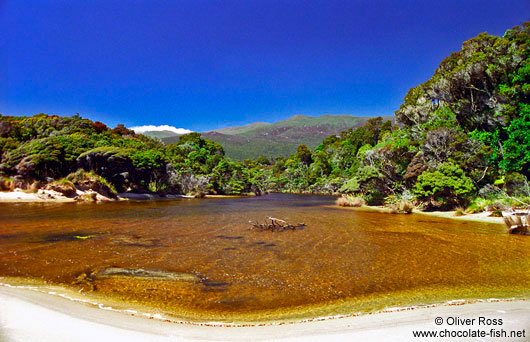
[295,144,313,166]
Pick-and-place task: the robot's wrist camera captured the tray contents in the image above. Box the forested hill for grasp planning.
[162,114,394,160]
[263,21,529,208]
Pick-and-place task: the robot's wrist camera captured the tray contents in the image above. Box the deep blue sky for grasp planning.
[1,1,528,131]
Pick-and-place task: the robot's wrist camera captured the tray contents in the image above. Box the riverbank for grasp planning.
[0,189,254,203]
[0,284,528,342]
[0,188,78,203]
[332,204,510,225]
[0,189,195,203]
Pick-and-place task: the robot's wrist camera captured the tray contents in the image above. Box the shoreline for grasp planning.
[332,204,509,225]
[0,189,516,227]
[1,193,528,340]
[0,189,252,203]
[1,284,528,341]
[2,276,529,326]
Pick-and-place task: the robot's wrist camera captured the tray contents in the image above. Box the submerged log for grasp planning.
[249,217,305,232]
[503,213,530,235]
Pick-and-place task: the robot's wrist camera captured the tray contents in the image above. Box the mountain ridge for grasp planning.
[160,114,394,160]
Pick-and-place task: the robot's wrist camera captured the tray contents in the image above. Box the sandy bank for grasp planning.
[0,189,251,203]
[332,204,509,225]
[0,189,195,203]
[412,209,508,225]
[0,189,76,203]
[0,285,528,342]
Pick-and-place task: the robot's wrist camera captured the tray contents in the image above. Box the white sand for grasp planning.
[0,285,528,342]
[0,189,199,203]
[0,189,72,202]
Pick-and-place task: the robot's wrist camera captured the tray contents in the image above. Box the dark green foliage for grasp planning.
[396,23,529,133]
[295,144,313,166]
[499,103,530,174]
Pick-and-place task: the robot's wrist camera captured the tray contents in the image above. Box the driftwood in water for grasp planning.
[503,213,530,235]
[249,216,306,232]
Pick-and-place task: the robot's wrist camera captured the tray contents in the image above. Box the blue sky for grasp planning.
[1,1,528,132]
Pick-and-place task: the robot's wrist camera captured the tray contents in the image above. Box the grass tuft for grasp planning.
[336,195,364,207]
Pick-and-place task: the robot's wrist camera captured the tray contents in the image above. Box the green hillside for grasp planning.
[140,130,180,139]
[163,114,393,160]
[214,122,270,136]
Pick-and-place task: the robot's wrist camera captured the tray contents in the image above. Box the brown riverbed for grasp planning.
[0,194,529,322]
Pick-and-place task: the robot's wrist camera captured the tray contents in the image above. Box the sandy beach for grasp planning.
[0,189,246,203]
[0,189,76,203]
[0,285,528,342]
[0,189,193,203]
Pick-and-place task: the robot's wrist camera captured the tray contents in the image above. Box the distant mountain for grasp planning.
[213,122,270,135]
[162,114,394,160]
[141,130,181,139]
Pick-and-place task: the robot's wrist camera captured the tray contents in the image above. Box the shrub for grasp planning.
[0,176,15,191]
[386,193,415,214]
[466,198,491,213]
[413,162,475,208]
[338,178,360,193]
[454,207,466,216]
[388,200,415,214]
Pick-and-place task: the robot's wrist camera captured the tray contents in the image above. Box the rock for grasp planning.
[76,149,151,192]
[15,157,37,180]
[12,175,29,190]
[117,192,160,200]
[96,267,201,282]
[0,121,13,138]
[0,178,14,191]
[76,192,97,202]
[75,179,116,198]
[45,183,77,197]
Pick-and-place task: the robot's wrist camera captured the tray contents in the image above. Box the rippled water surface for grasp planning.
[0,194,529,321]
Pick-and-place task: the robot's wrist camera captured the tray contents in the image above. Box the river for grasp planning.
[0,194,528,322]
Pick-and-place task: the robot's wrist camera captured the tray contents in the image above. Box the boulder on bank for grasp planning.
[44,180,77,197]
[77,147,154,193]
[66,169,117,198]
[76,192,98,202]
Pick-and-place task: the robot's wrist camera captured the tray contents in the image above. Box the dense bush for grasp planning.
[413,162,475,208]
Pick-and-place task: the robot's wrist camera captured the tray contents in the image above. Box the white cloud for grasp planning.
[130,125,193,135]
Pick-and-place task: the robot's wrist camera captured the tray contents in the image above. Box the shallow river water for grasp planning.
[0,194,529,322]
